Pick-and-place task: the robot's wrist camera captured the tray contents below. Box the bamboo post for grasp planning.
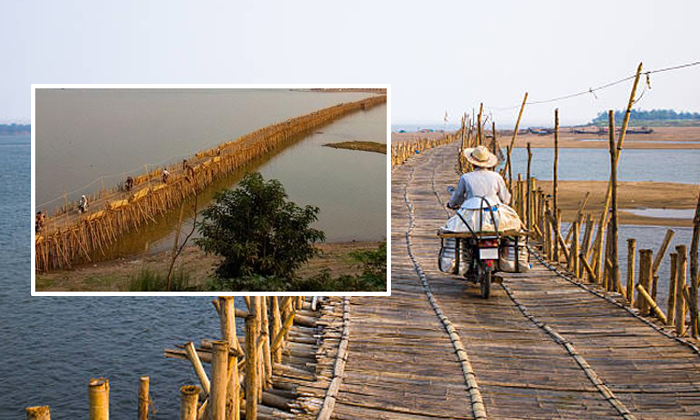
[668,253,678,326]
[245,298,260,420]
[691,186,700,319]
[552,109,559,263]
[526,143,532,232]
[88,378,109,420]
[25,407,50,420]
[556,210,562,263]
[477,103,483,146]
[566,193,590,243]
[589,63,644,286]
[637,250,653,314]
[271,297,282,363]
[572,221,580,277]
[179,385,200,420]
[138,376,149,420]
[218,297,241,420]
[676,245,688,336]
[503,92,528,186]
[184,341,210,395]
[608,110,620,296]
[636,284,668,324]
[210,340,228,420]
[626,239,636,306]
[261,298,273,389]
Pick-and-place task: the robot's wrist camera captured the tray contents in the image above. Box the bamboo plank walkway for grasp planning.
[328,142,700,419]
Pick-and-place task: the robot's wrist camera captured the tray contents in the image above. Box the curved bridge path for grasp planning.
[330,143,700,419]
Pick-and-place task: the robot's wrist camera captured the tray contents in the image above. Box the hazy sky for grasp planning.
[2,0,699,127]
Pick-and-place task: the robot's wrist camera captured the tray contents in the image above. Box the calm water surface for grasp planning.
[4,136,236,419]
[508,148,700,184]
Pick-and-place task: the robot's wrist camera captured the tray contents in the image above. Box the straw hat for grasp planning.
[464,145,498,168]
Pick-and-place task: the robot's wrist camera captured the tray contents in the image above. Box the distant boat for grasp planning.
[528,127,552,135]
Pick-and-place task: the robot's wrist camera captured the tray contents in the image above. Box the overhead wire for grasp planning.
[486,60,700,112]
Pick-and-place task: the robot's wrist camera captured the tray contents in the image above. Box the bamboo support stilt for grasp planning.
[676,245,688,336]
[179,385,200,420]
[668,253,678,326]
[88,378,109,420]
[637,250,653,314]
[138,376,149,420]
[626,239,636,306]
[25,406,50,420]
[210,340,229,420]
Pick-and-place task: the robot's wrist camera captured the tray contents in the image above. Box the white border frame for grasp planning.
[31,84,391,297]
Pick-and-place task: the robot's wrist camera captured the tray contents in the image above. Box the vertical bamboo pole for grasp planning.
[689,190,699,336]
[179,385,200,420]
[210,340,229,420]
[219,297,240,420]
[88,378,109,420]
[271,297,282,363]
[676,245,688,336]
[637,250,653,314]
[572,221,580,277]
[261,297,273,389]
[504,92,528,187]
[526,143,532,232]
[553,109,560,263]
[477,103,483,146]
[138,376,149,420]
[626,239,636,306]
[608,110,620,295]
[668,253,678,327]
[589,63,644,281]
[25,407,50,420]
[245,298,259,420]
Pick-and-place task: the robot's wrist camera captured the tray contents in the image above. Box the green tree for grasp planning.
[196,172,325,282]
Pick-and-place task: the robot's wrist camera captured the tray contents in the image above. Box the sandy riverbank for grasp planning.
[36,241,382,292]
[392,126,700,149]
[324,141,386,154]
[538,180,698,226]
[506,126,700,149]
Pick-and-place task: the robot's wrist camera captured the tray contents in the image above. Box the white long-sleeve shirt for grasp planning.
[448,168,511,208]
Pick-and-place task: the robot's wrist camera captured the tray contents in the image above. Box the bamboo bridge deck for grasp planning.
[324,142,700,419]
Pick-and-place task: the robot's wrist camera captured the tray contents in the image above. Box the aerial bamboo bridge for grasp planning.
[34,94,386,272]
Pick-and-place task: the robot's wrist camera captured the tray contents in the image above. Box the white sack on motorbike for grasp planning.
[443,202,523,235]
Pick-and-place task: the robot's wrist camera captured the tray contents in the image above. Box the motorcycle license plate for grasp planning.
[479,248,499,260]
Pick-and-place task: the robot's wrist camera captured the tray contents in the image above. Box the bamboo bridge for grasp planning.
[29,141,700,420]
[34,94,386,272]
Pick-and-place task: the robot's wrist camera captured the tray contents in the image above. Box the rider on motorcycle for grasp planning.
[447,145,511,209]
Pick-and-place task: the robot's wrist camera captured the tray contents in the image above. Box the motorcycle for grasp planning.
[437,188,512,299]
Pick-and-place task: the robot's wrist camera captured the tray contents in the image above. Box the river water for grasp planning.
[508,147,700,184]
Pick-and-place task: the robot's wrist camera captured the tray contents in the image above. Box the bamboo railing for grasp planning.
[35,95,386,272]
[391,133,457,167]
[26,296,329,419]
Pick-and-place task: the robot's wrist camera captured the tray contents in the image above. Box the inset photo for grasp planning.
[32,86,389,294]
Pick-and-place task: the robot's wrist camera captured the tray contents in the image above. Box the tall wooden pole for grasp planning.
[626,239,636,306]
[210,340,229,420]
[477,103,483,146]
[589,63,644,270]
[668,253,678,327]
[245,298,260,420]
[690,185,700,332]
[526,143,532,232]
[503,92,529,183]
[676,245,688,336]
[608,110,620,296]
[553,109,560,263]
